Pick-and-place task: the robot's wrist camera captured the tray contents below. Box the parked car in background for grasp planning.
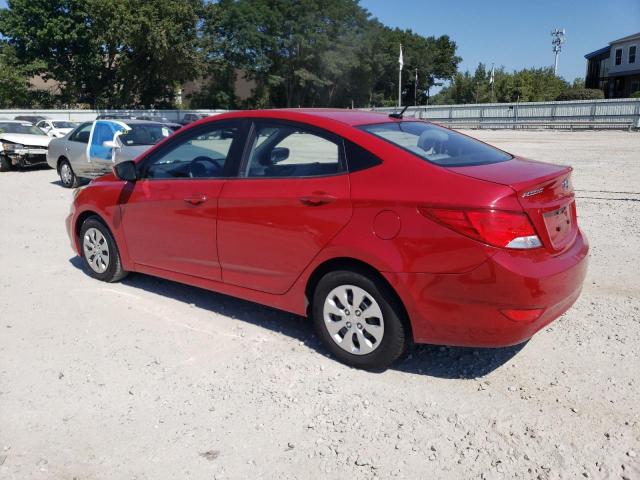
[14,115,49,124]
[135,115,182,132]
[96,114,182,132]
[36,120,79,138]
[0,120,53,171]
[180,113,208,125]
[66,109,589,369]
[47,119,173,187]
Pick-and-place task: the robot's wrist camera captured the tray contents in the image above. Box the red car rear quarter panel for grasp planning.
[341,148,518,274]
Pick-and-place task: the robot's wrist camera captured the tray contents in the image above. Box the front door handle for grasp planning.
[184,194,208,206]
[299,193,336,207]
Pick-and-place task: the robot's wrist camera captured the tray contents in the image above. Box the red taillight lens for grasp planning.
[500,308,545,323]
[419,207,542,249]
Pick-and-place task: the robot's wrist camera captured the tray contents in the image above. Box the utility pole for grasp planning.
[551,29,566,75]
[414,69,418,106]
[398,44,403,108]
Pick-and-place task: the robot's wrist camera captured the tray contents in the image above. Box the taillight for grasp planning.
[419,207,542,249]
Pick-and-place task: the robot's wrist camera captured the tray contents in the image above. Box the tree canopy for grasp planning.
[0,0,461,108]
[0,1,587,109]
[432,64,578,105]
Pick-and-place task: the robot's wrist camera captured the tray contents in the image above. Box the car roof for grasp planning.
[124,120,164,126]
[210,109,400,127]
[101,119,164,126]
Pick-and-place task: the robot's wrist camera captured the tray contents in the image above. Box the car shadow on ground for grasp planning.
[69,257,525,379]
[10,164,51,173]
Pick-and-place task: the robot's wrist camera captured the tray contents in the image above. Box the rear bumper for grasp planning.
[385,229,589,347]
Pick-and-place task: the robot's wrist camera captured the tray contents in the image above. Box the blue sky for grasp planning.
[360,0,640,82]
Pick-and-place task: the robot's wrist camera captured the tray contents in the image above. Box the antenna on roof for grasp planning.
[389,104,409,119]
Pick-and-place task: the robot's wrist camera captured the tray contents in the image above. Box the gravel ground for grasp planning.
[1,130,639,479]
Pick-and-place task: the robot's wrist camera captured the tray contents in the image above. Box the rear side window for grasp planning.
[244,123,342,178]
[69,123,92,143]
[360,122,511,167]
[344,141,382,172]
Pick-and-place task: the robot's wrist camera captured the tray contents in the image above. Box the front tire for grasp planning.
[79,217,128,282]
[59,160,81,188]
[312,270,408,370]
[0,154,12,172]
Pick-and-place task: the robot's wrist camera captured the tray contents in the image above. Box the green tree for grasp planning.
[0,43,31,107]
[433,64,570,104]
[201,0,461,108]
[0,0,204,107]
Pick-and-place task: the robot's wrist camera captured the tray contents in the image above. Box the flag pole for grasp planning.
[398,44,403,108]
[490,63,495,102]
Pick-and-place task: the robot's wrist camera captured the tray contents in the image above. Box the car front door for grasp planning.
[88,120,130,176]
[65,122,93,176]
[119,120,246,281]
[217,120,352,294]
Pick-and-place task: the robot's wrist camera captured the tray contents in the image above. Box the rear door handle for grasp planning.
[299,193,336,207]
[184,194,208,206]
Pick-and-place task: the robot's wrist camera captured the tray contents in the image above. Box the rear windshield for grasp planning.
[53,121,77,129]
[120,123,171,146]
[360,121,511,166]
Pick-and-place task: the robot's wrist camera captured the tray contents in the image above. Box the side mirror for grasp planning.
[270,147,290,163]
[113,160,137,182]
[103,140,119,149]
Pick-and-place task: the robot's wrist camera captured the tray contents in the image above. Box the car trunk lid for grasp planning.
[449,157,577,252]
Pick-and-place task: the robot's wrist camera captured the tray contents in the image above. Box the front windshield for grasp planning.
[53,121,77,129]
[0,122,48,136]
[119,123,171,146]
[360,121,511,167]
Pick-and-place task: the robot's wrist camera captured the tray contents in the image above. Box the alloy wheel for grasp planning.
[322,284,385,355]
[82,227,110,274]
[60,163,73,185]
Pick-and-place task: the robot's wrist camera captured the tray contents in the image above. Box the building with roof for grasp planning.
[585,32,640,98]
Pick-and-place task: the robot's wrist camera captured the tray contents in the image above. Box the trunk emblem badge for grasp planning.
[522,187,544,198]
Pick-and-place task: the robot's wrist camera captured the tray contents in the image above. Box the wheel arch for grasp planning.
[75,210,109,253]
[304,256,413,339]
[56,155,69,172]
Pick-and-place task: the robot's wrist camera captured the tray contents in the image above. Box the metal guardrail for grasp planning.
[2,100,640,130]
[373,98,640,130]
[0,109,227,123]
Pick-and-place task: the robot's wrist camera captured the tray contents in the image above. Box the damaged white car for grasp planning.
[0,120,52,172]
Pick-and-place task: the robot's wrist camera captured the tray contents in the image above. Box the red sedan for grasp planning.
[66,109,588,369]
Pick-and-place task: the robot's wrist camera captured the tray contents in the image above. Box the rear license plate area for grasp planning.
[543,203,573,248]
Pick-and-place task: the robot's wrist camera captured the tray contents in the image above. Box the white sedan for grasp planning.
[36,120,78,138]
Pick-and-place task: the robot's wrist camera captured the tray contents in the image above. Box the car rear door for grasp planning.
[119,120,247,281]
[217,120,352,294]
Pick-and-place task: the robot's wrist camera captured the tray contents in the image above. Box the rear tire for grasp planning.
[79,217,128,283]
[312,270,408,370]
[0,155,12,172]
[59,159,81,188]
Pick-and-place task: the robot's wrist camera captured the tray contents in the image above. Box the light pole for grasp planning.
[551,29,566,75]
